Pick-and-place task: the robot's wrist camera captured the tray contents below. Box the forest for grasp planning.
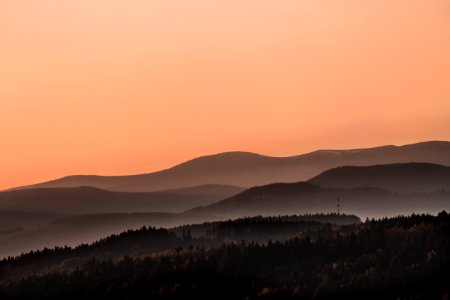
[0,212,448,299]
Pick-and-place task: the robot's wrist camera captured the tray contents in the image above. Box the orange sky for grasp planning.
[1,0,449,190]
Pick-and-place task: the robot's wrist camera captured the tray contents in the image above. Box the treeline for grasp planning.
[0,212,449,299]
[173,213,360,241]
[0,214,355,282]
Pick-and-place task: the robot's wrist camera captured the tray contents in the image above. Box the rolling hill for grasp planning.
[0,184,244,215]
[9,141,450,192]
[189,182,450,220]
[0,211,63,232]
[308,163,450,193]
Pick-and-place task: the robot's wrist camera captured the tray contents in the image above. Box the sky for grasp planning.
[0,0,449,190]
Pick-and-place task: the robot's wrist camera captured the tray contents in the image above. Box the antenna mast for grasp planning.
[337,197,340,215]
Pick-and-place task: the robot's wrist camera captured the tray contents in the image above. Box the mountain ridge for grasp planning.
[7,140,450,192]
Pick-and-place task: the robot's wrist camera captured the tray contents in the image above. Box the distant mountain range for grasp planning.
[9,141,450,192]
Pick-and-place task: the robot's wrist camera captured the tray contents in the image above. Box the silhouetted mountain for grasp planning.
[0,185,243,215]
[190,182,450,220]
[9,141,450,192]
[308,163,450,193]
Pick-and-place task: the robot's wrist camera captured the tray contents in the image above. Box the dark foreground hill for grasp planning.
[0,211,359,259]
[0,212,448,300]
[10,141,450,192]
[0,214,359,278]
[308,163,450,193]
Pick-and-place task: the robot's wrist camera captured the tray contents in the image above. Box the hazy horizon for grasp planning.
[1,0,449,190]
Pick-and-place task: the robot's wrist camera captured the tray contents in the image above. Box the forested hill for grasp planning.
[0,213,359,281]
[0,212,449,299]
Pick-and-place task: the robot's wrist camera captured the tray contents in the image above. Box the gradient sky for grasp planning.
[1,0,450,190]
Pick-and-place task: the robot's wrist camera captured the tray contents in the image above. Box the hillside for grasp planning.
[0,211,63,233]
[0,212,179,258]
[0,185,243,215]
[191,182,450,220]
[9,141,450,192]
[308,163,450,193]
